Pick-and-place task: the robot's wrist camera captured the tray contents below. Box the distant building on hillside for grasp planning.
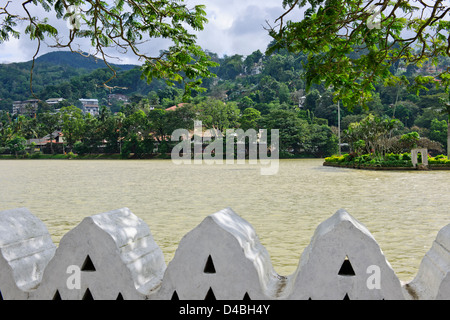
[12,99,39,117]
[107,94,129,104]
[27,131,65,154]
[46,98,64,105]
[166,103,187,112]
[79,98,99,116]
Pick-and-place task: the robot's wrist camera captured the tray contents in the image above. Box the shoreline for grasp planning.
[323,161,450,170]
[0,153,319,160]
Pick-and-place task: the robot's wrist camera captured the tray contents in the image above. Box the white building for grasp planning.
[12,99,39,117]
[79,99,99,116]
[46,98,64,105]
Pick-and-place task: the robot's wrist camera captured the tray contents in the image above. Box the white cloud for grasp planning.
[0,37,28,64]
[190,0,284,56]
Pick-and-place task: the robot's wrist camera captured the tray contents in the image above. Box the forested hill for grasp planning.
[1,48,449,142]
[0,51,140,106]
[33,51,137,72]
[0,47,449,156]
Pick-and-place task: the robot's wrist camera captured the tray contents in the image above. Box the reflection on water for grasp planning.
[0,159,448,282]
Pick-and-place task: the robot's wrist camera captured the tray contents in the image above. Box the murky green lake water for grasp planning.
[0,159,448,282]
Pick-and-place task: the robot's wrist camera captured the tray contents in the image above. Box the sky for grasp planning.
[0,0,287,65]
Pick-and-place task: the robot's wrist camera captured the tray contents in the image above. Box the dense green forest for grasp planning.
[0,47,449,158]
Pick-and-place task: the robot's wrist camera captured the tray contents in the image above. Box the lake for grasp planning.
[0,158,448,282]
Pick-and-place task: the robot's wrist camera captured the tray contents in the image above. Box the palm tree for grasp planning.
[39,113,60,154]
[114,112,126,154]
[445,106,450,158]
[439,93,450,158]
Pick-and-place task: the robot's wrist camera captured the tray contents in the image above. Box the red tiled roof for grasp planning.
[165,103,187,111]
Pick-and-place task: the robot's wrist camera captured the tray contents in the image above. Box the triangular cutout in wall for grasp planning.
[204,287,216,300]
[338,256,356,276]
[81,255,96,272]
[52,290,62,300]
[171,290,180,300]
[203,255,216,274]
[82,288,94,300]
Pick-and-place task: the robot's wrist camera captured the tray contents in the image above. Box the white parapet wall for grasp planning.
[0,208,56,300]
[30,207,166,300]
[0,207,448,300]
[287,209,404,300]
[155,207,287,300]
[403,223,450,300]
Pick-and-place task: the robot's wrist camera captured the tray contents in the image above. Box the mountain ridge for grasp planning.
[32,51,138,71]
[0,50,144,104]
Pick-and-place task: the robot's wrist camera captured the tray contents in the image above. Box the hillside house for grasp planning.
[108,94,129,104]
[79,99,99,116]
[165,103,187,111]
[46,98,64,105]
[27,131,64,153]
[12,100,39,117]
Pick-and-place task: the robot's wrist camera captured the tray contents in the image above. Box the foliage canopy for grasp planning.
[267,0,450,109]
[0,0,217,96]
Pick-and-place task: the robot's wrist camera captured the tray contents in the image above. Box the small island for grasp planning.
[324,114,450,170]
[324,151,450,170]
